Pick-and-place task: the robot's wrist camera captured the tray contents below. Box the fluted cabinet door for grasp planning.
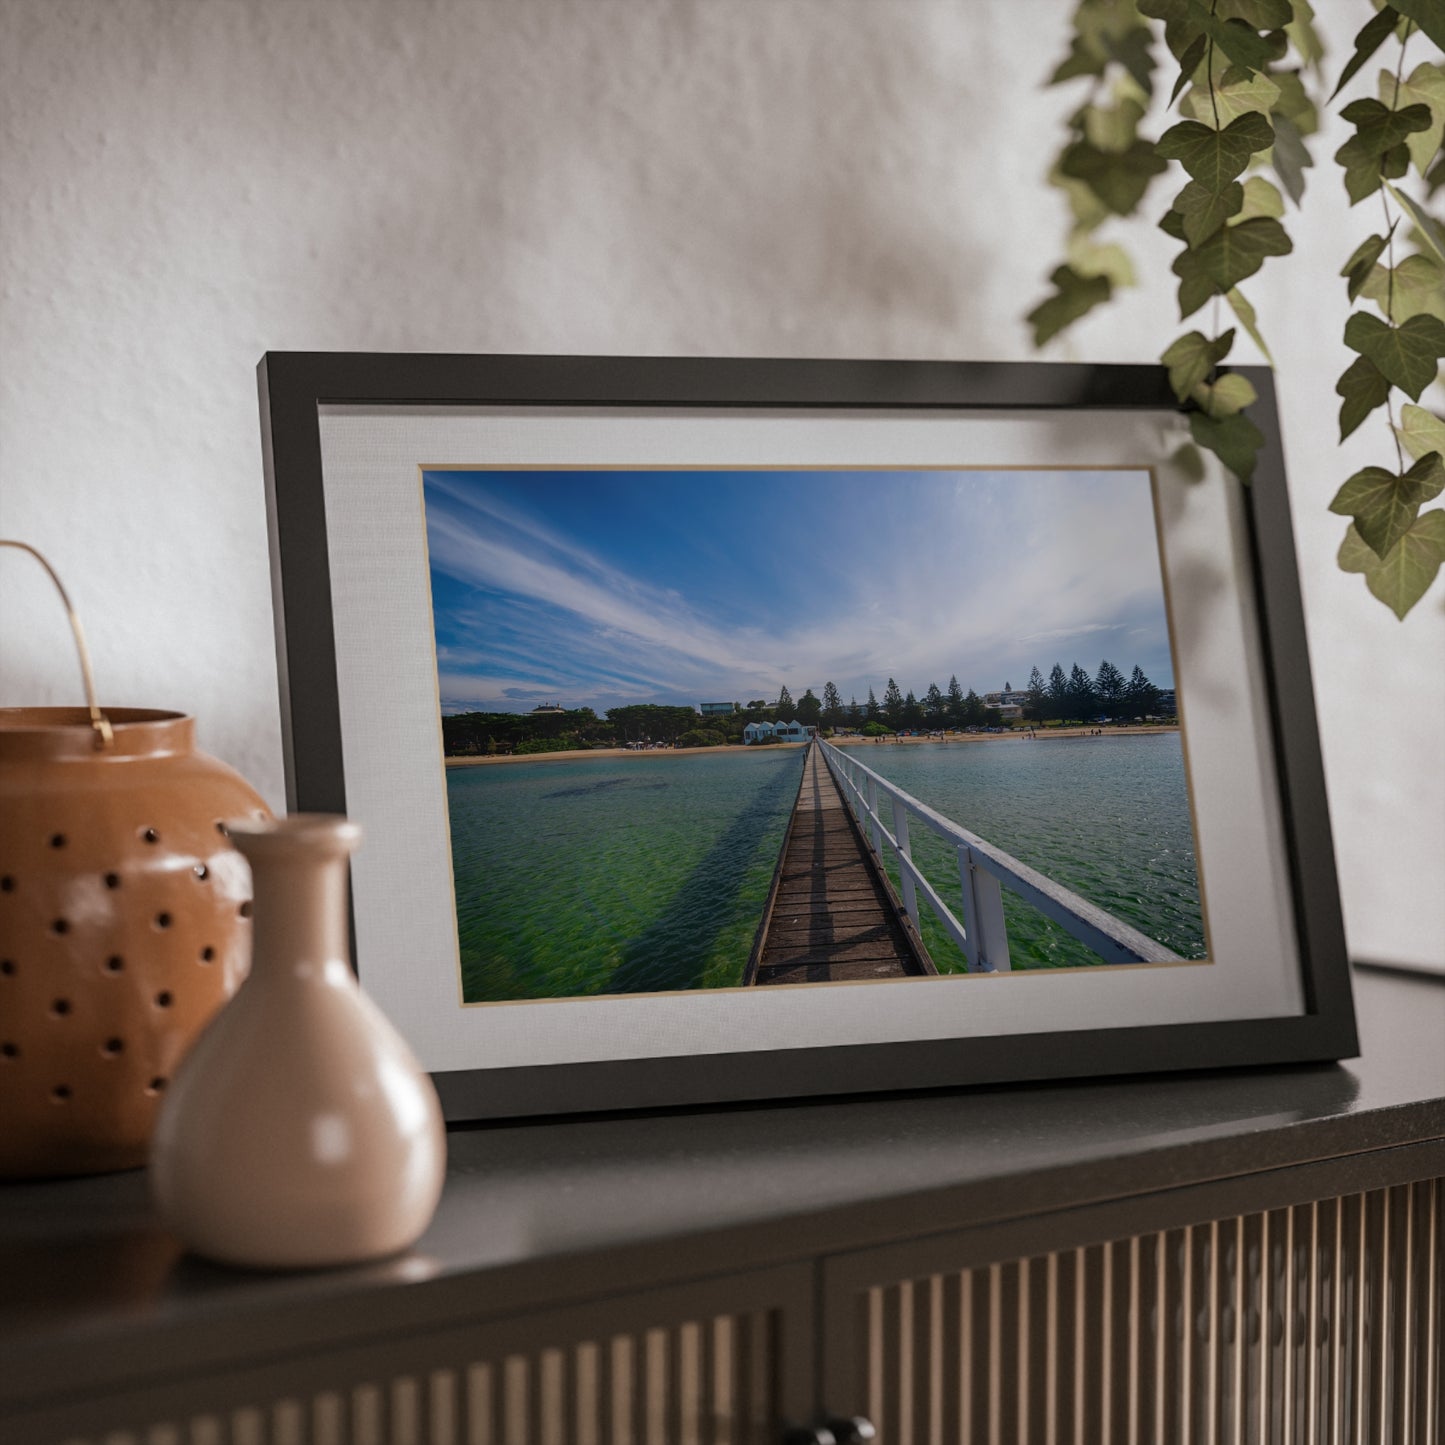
[4,1263,816,1445]
[820,1179,1442,1445]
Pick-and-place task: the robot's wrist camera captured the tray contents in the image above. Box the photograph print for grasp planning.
[421,467,1209,1005]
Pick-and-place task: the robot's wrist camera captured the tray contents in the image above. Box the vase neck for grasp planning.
[247,850,352,973]
[228,815,362,976]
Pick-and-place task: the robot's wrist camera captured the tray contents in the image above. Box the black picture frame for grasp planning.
[257,352,1357,1120]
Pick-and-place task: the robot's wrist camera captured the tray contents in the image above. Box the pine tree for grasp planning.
[902,689,924,730]
[1067,663,1096,721]
[1094,660,1126,717]
[1047,663,1068,721]
[866,686,879,721]
[796,688,822,726]
[776,684,795,721]
[849,695,860,726]
[1025,665,1046,722]
[946,674,965,728]
[882,677,904,728]
[822,680,842,728]
[924,681,945,727]
[963,687,986,726]
[1125,665,1160,720]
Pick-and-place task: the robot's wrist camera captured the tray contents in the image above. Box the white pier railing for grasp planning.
[819,740,1184,973]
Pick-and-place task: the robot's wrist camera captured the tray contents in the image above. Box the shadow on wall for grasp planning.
[305,1,1000,357]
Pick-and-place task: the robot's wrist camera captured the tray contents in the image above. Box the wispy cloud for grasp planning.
[423,469,1176,711]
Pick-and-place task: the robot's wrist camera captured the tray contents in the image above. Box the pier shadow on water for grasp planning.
[607,755,804,994]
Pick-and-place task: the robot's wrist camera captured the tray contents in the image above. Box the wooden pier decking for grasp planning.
[750,743,934,985]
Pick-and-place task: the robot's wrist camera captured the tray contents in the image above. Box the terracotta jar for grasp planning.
[150,814,447,1269]
[0,707,269,1178]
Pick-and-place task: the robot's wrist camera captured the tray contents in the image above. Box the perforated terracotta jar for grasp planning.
[0,707,270,1177]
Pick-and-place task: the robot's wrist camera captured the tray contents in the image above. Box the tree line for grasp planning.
[440,661,1170,755]
[753,661,1166,732]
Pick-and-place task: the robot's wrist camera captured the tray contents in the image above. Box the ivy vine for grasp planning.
[1327,2,1445,618]
[1031,0,1445,619]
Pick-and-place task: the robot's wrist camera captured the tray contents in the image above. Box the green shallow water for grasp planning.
[833,734,1206,971]
[447,734,1205,1001]
[448,747,806,1002]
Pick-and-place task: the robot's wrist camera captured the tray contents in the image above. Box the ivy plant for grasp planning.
[1031,0,1445,618]
[1028,0,1165,345]
[1326,2,1445,618]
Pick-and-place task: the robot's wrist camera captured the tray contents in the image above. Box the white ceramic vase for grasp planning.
[149,814,446,1269]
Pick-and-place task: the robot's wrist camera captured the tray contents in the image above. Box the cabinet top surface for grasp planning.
[1,965,1442,1399]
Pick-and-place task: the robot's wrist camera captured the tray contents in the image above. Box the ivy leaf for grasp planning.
[1395,402,1445,460]
[1138,0,1208,63]
[1271,70,1320,133]
[1051,33,1109,84]
[1359,253,1445,322]
[1381,61,1445,175]
[1392,0,1445,55]
[1027,265,1113,346]
[1343,311,1445,398]
[1067,236,1138,288]
[1341,232,1391,301]
[1177,179,1245,244]
[1050,162,1113,232]
[1269,111,1313,205]
[1186,0,1284,73]
[1101,27,1159,97]
[1285,0,1326,71]
[1338,510,1445,618]
[1337,99,1433,160]
[1173,216,1293,317]
[1191,371,1260,415]
[1336,99,1432,203]
[1328,452,1445,557]
[1341,139,1412,205]
[1189,408,1266,483]
[1160,207,1188,241]
[1084,97,1149,152]
[1336,353,1392,439]
[1158,113,1275,193]
[1171,33,1209,105]
[1226,286,1274,362]
[1060,138,1170,215]
[1181,65,1282,125]
[1237,175,1285,221]
[1162,327,1236,401]
[1386,181,1445,265]
[1330,4,1402,101]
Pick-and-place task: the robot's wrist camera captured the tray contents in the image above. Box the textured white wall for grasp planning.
[1,0,1440,967]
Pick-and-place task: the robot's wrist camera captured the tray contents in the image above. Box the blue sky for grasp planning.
[422,469,1176,715]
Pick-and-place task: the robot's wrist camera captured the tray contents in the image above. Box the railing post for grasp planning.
[954,844,981,972]
[865,775,881,857]
[894,801,919,933]
[960,843,1011,973]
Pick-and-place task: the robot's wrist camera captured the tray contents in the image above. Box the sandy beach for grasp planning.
[444,725,1180,767]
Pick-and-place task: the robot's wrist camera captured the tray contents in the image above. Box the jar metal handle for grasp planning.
[0,539,113,749]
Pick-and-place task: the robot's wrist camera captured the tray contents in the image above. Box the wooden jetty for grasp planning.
[748,743,934,985]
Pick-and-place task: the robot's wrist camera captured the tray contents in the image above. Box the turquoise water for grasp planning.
[835,734,1206,970]
[448,748,806,1002]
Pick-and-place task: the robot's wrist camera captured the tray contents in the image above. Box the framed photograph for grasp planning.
[258,354,1356,1120]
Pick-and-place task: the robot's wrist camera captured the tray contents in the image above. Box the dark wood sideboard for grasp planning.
[2,964,1441,1445]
